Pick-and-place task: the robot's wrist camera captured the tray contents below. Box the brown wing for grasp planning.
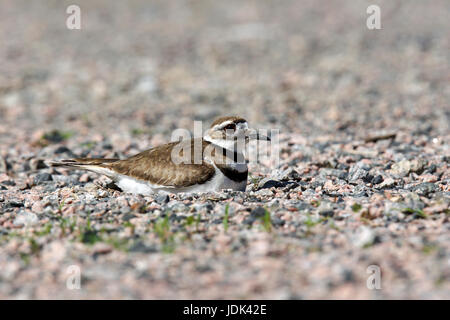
[107,139,216,188]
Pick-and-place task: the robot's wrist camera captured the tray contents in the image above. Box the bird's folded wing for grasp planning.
[108,140,216,188]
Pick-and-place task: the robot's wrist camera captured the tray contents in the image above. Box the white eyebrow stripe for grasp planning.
[212,120,234,130]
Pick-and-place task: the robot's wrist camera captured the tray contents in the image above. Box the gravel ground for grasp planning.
[0,0,449,299]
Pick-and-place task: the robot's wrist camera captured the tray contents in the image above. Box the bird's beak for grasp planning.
[246,131,271,141]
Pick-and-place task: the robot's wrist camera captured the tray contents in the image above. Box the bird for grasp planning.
[49,116,270,195]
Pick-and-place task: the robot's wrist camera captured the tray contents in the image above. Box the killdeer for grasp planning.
[49,116,270,195]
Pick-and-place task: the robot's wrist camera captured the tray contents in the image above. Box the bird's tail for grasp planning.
[48,158,119,167]
[47,158,120,178]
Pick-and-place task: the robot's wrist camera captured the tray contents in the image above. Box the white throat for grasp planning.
[203,135,247,172]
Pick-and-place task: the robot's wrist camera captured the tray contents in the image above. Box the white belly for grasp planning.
[115,166,247,195]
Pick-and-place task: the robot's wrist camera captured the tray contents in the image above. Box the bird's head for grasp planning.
[204,116,270,150]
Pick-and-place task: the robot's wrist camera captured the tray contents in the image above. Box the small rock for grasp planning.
[275,168,301,181]
[349,168,368,181]
[420,174,438,183]
[255,189,274,196]
[377,177,395,189]
[251,206,267,218]
[13,212,39,227]
[318,202,334,217]
[156,193,170,204]
[426,164,437,174]
[122,212,137,221]
[34,173,53,185]
[348,162,370,182]
[54,146,73,154]
[193,202,213,212]
[410,159,426,173]
[129,241,157,253]
[8,201,23,208]
[320,168,347,180]
[271,217,285,226]
[31,201,44,213]
[390,160,410,177]
[135,75,157,93]
[0,173,12,183]
[352,226,375,248]
[79,174,90,183]
[412,183,438,196]
[391,159,426,177]
[257,178,284,189]
[1,180,16,186]
[243,216,256,225]
[92,243,113,255]
[404,192,425,210]
[362,174,374,183]
[371,175,384,184]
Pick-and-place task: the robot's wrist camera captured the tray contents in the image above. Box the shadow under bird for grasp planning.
[49,116,270,195]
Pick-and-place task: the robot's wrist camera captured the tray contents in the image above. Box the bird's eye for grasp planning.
[224,123,236,131]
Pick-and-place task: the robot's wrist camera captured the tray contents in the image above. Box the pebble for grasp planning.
[352,226,375,248]
[320,168,348,180]
[390,159,426,177]
[31,201,45,213]
[13,212,39,227]
[348,163,369,182]
[34,173,53,185]
[251,206,267,218]
[412,183,439,196]
[254,189,274,196]
[92,243,113,255]
[274,168,301,181]
[371,175,384,185]
[318,202,334,217]
[1,180,16,186]
[258,178,285,189]
[79,174,90,183]
[376,177,395,189]
[156,193,170,204]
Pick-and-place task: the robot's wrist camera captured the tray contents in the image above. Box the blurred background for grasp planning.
[0,0,448,146]
[0,0,449,300]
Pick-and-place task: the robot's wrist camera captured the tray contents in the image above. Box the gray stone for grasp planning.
[14,211,39,227]
[275,168,301,181]
[251,206,267,218]
[257,178,284,189]
[391,159,426,177]
[348,162,370,182]
[192,203,213,212]
[34,173,53,185]
[156,193,169,204]
[404,192,425,210]
[1,180,15,186]
[318,202,334,217]
[320,168,348,180]
[254,189,274,196]
[371,175,383,184]
[412,183,438,196]
[376,177,396,189]
[352,226,375,248]
[122,212,137,222]
[271,217,285,226]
